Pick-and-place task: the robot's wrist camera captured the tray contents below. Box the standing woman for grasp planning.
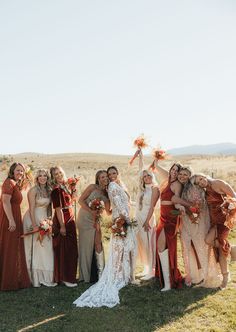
[135,150,160,280]
[50,166,78,287]
[194,173,236,289]
[73,166,136,308]
[77,170,111,283]
[154,161,186,291]
[23,169,56,287]
[0,163,31,291]
[175,167,221,287]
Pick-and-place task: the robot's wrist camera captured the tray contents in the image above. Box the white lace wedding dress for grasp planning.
[73,181,136,308]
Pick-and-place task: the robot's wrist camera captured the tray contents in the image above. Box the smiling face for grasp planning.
[53,167,66,184]
[37,170,48,186]
[195,175,208,188]
[107,168,118,182]
[98,171,109,187]
[178,169,191,184]
[13,165,25,182]
[169,164,179,181]
[143,171,153,185]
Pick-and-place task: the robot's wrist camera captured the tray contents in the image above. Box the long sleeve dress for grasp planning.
[73,181,136,308]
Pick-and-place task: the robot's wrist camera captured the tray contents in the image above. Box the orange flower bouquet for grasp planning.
[89,198,105,229]
[149,148,166,172]
[110,217,127,237]
[221,197,236,230]
[37,217,53,244]
[67,176,80,191]
[129,134,149,166]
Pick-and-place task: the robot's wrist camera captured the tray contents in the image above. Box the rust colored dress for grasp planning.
[205,184,230,256]
[156,181,183,288]
[51,185,78,283]
[0,179,31,291]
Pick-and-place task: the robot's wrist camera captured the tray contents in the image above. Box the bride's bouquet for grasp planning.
[221,197,236,230]
[110,217,138,237]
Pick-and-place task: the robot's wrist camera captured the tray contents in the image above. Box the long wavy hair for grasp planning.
[34,169,52,197]
[50,166,67,186]
[138,169,157,210]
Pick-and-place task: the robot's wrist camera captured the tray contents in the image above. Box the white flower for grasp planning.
[228,203,235,210]
[121,231,126,236]
[193,213,198,218]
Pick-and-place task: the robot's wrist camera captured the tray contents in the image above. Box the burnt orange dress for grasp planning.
[205,184,230,256]
[156,181,183,288]
[0,179,31,291]
[51,185,78,284]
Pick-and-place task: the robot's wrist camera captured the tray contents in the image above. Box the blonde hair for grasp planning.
[50,166,67,185]
[35,169,51,197]
[138,169,157,210]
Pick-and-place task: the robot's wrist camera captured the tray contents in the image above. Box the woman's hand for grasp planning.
[143,221,151,232]
[60,224,66,236]
[32,225,39,232]
[8,219,16,232]
[178,205,186,215]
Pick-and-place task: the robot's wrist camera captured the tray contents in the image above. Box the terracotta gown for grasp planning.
[51,186,78,283]
[0,179,31,291]
[156,181,183,288]
[205,184,230,257]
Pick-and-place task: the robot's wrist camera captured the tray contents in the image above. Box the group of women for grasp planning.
[0,154,235,309]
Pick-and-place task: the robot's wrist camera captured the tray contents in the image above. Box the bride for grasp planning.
[73,165,136,308]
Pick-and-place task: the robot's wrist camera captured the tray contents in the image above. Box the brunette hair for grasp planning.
[107,166,119,175]
[7,162,25,180]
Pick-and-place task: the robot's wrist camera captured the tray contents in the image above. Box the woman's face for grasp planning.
[195,175,208,188]
[54,168,65,184]
[143,171,152,185]
[178,170,191,184]
[108,168,118,182]
[13,165,25,181]
[169,165,179,181]
[37,171,48,186]
[98,172,109,187]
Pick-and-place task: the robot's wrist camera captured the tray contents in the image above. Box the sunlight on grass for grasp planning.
[17,314,65,331]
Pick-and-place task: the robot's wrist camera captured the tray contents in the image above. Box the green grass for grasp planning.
[1,230,236,332]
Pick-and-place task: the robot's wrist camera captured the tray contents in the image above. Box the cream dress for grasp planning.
[180,183,221,287]
[135,184,156,276]
[23,196,54,287]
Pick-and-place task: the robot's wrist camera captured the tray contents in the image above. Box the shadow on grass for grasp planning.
[0,279,221,332]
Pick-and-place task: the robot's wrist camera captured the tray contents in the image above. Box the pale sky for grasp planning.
[0,0,236,155]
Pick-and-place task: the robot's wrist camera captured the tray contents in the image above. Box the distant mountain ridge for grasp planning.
[167,143,236,155]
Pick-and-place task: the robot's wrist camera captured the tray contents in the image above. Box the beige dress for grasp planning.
[23,196,54,287]
[180,183,221,287]
[77,190,108,282]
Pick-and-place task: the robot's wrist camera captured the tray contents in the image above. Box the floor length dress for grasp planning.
[136,184,156,276]
[23,196,54,287]
[180,183,221,287]
[77,190,108,282]
[73,181,136,308]
[0,179,31,291]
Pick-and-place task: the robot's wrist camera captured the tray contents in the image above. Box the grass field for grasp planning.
[0,153,236,332]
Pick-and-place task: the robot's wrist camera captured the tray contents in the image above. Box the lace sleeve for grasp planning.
[109,183,129,219]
